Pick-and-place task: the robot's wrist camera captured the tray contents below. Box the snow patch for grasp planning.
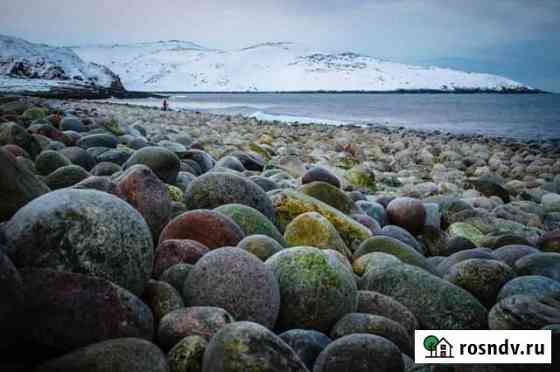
[72,40,531,92]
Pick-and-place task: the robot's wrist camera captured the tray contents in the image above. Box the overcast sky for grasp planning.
[1,0,559,91]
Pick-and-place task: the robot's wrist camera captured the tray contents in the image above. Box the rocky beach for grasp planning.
[1,95,560,372]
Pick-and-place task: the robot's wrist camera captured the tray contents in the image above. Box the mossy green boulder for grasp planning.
[202,321,308,372]
[168,335,208,372]
[215,204,286,246]
[444,258,515,308]
[265,246,358,332]
[101,116,125,135]
[298,181,358,214]
[21,107,48,121]
[345,164,376,191]
[448,222,485,246]
[352,252,401,276]
[167,184,185,203]
[353,236,435,275]
[360,262,488,329]
[237,234,284,261]
[186,172,277,224]
[271,190,372,251]
[249,142,272,160]
[284,212,351,258]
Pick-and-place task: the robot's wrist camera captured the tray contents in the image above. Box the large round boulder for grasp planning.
[45,164,90,190]
[284,212,351,258]
[444,258,515,308]
[202,321,308,372]
[386,197,426,235]
[0,148,49,223]
[185,172,276,223]
[237,234,284,261]
[159,210,244,249]
[302,167,341,188]
[5,189,154,295]
[313,334,404,372]
[124,146,181,184]
[184,247,280,329]
[360,262,487,329]
[437,248,497,276]
[77,133,118,149]
[34,338,168,372]
[35,150,72,176]
[353,236,434,274]
[354,253,401,278]
[19,269,154,353]
[59,146,97,171]
[298,181,358,214]
[116,164,173,242]
[271,190,372,250]
[265,246,358,332]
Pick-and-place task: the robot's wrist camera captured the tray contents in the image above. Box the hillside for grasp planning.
[0,34,126,98]
[73,40,533,93]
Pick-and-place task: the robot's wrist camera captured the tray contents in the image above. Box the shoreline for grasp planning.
[88,98,560,147]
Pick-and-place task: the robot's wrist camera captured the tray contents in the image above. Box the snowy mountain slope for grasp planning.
[73,40,533,92]
[0,34,125,98]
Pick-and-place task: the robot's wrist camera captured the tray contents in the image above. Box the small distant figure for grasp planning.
[162,99,169,111]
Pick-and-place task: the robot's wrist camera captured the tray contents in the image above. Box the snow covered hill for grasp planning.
[0,34,125,98]
[73,40,533,93]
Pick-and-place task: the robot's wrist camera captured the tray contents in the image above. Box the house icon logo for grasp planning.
[423,335,454,358]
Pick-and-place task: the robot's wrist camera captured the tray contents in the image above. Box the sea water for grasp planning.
[108,93,560,141]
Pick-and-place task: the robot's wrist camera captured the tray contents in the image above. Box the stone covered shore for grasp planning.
[1,95,559,372]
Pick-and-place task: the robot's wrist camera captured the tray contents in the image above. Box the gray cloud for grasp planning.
[1,0,559,90]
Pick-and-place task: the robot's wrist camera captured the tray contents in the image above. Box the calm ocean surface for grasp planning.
[116,93,560,140]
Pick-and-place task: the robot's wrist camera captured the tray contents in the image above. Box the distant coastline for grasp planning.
[150,88,548,95]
